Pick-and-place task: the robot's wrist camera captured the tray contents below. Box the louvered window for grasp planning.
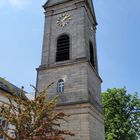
[56,35,70,62]
[89,42,95,68]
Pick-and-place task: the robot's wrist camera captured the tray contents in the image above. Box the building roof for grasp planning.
[0,77,27,99]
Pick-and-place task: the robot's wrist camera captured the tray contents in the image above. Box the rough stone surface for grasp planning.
[36,0,105,139]
[56,104,104,140]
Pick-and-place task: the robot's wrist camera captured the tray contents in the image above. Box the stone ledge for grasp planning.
[57,100,103,116]
[56,102,104,124]
[36,58,102,82]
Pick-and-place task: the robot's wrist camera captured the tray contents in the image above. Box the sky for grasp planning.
[0,0,140,96]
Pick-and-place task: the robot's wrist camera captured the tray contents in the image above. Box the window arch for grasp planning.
[89,41,95,68]
[57,79,64,93]
[56,34,70,62]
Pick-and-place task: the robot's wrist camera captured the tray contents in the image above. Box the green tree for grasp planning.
[0,78,74,140]
[102,88,140,140]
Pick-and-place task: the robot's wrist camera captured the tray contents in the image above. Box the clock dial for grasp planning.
[57,14,71,27]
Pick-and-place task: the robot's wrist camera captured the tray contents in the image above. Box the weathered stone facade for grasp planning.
[36,0,105,139]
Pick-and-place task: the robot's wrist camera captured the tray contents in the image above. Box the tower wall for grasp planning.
[57,104,104,140]
[41,4,86,66]
[37,61,102,108]
[37,61,88,104]
[37,0,105,139]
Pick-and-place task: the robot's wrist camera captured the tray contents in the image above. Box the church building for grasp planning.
[36,0,105,139]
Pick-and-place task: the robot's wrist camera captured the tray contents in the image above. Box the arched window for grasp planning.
[56,34,70,62]
[89,41,95,68]
[57,79,64,93]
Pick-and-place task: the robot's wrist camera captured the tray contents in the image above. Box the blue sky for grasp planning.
[0,0,140,96]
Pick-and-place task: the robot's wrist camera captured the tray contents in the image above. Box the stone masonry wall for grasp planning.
[57,103,105,140]
[37,62,89,105]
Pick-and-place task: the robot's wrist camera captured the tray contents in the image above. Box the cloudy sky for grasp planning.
[0,0,140,96]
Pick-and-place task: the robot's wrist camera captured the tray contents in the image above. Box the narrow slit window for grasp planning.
[89,42,95,68]
[56,35,70,62]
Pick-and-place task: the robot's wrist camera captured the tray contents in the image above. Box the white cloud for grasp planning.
[0,0,6,8]
[9,0,31,9]
[0,0,31,10]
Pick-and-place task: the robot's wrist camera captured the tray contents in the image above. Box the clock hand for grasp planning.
[61,17,67,22]
[61,15,70,22]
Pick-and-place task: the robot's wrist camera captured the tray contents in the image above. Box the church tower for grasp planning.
[36,0,105,139]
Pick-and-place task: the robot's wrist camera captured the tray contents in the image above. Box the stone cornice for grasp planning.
[56,102,104,124]
[36,57,102,82]
[43,0,97,25]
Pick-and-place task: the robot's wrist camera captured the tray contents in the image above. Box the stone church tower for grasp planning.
[36,0,105,139]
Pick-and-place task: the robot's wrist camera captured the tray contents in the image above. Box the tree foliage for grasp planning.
[0,79,74,140]
[102,88,140,140]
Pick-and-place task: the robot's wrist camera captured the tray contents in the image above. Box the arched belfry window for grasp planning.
[57,79,64,93]
[56,34,70,62]
[89,41,95,68]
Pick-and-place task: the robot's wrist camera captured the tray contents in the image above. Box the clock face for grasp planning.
[57,14,71,27]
